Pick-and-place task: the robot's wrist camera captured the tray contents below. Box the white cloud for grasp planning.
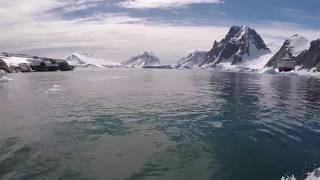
[0,0,320,64]
[119,0,224,9]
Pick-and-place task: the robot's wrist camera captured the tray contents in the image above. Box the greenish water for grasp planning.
[0,70,320,180]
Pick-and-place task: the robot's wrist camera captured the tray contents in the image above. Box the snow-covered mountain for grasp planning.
[176,51,207,69]
[122,51,160,68]
[65,53,124,68]
[265,35,310,67]
[200,26,271,69]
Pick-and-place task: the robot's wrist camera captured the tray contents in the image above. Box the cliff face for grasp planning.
[295,39,320,71]
[0,59,11,73]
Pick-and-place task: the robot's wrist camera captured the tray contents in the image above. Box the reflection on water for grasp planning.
[0,70,320,180]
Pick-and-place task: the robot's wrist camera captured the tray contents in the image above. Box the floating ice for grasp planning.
[281,167,320,180]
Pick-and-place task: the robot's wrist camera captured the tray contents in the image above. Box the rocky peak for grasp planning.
[200,25,270,67]
[265,34,310,67]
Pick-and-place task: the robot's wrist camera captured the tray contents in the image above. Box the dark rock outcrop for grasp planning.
[295,39,320,71]
[0,59,11,73]
[14,63,33,72]
[56,60,74,71]
[200,26,270,68]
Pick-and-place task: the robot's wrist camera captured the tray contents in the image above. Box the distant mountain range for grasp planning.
[1,25,319,74]
[179,25,320,73]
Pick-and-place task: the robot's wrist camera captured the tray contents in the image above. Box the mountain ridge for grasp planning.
[199,25,271,68]
[122,51,160,68]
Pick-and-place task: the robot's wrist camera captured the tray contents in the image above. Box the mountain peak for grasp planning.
[200,25,270,68]
[286,34,310,57]
[265,35,310,68]
[122,51,160,68]
[142,51,154,56]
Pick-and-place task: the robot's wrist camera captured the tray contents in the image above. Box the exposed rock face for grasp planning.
[295,39,320,71]
[0,59,11,73]
[122,52,160,68]
[176,51,207,69]
[56,60,74,71]
[265,35,310,68]
[0,53,73,72]
[200,26,270,68]
[14,63,33,72]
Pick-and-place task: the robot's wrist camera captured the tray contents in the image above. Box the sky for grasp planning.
[0,0,320,64]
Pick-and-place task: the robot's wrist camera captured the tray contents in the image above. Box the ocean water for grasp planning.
[0,69,320,180]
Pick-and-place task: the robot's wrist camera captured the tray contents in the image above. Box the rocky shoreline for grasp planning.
[0,52,73,73]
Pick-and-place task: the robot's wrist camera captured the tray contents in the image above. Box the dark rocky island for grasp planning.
[0,52,74,73]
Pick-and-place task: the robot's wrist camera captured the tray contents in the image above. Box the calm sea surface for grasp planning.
[0,69,320,180]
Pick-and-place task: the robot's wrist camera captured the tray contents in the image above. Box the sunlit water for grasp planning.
[0,69,320,180]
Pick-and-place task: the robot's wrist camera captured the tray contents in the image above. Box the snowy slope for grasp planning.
[176,51,207,69]
[122,52,160,68]
[0,53,42,68]
[0,56,31,66]
[287,35,310,57]
[65,53,124,68]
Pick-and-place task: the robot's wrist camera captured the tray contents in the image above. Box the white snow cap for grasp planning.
[287,34,310,57]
